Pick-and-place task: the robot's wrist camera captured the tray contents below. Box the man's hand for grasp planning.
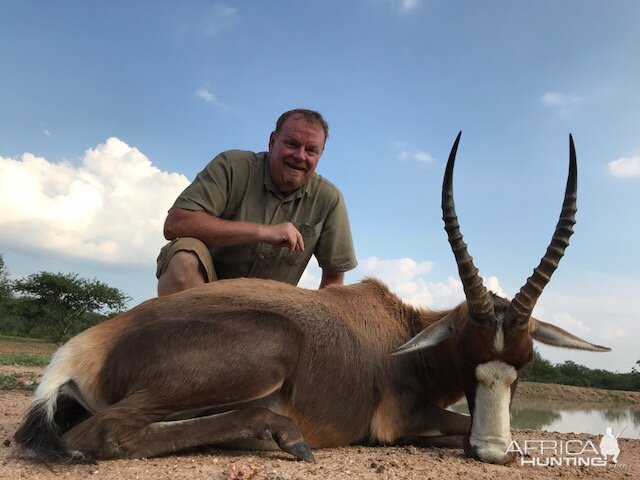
[261,222,304,254]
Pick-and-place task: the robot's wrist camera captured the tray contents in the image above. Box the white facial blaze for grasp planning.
[493,323,505,353]
[470,361,517,463]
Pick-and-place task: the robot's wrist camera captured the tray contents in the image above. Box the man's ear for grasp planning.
[268,131,276,151]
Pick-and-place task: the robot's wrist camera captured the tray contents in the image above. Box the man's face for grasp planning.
[268,114,325,195]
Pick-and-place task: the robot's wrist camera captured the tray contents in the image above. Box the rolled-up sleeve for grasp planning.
[314,192,358,273]
[170,153,231,216]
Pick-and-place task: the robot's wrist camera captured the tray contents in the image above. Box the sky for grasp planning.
[1,1,638,372]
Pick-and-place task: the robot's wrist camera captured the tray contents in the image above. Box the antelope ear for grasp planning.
[529,317,611,352]
[392,311,457,356]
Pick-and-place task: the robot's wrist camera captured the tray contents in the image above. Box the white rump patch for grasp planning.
[34,338,106,422]
[34,344,75,422]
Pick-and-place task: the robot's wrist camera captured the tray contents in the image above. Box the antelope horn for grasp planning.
[506,135,578,330]
[442,132,494,326]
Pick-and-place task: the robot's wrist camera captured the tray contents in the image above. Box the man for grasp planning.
[156,109,357,296]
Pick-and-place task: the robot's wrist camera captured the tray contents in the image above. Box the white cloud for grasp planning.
[0,138,190,265]
[195,89,214,103]
[395,141,433,164]
[394,0,421,14]
[608,155,640,178]
[40,122,51,137]
[413,151,432,162]
[598,324,627,341]
[300,255,509,310]
[298,256,321,289]
[533,273,640,372]
[204,4,238,35]
[372,0,421,15]
[195,88,230,112]
[483,275,506,297]
[542,92,566,107]
[398,150,433,163]
[541,91,583,118]
[357,256,434,282]
[549,312,592,337]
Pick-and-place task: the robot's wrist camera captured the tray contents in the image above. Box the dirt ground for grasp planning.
[1,344,638,479]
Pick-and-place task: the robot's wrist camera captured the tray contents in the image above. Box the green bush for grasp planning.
[522,349,640,392]
[0,254,129,342]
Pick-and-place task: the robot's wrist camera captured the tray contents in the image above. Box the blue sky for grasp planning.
[1,1,638,372]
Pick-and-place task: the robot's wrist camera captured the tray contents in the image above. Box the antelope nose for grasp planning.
[465,437,517,465]
[478,449,516,465]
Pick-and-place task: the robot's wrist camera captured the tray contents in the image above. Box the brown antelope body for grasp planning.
[15,133,609,465]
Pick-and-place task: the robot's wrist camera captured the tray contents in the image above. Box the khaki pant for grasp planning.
[156,237,218,282]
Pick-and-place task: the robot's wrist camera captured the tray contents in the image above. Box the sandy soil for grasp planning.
[1,388,638,479]
[1,344,638,479]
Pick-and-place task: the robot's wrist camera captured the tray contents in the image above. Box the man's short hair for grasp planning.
[275,109,329,143]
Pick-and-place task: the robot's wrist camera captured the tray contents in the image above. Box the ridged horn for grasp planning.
[506,134,578,330]
[442,132,494,326]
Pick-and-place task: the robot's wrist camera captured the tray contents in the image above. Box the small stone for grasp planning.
[225,462,258,480]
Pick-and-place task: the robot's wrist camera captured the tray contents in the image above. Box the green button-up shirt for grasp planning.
[171,150,357,285]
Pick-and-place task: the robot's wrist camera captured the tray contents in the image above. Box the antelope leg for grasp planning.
[128,406,314,462]
[392,402,470,450]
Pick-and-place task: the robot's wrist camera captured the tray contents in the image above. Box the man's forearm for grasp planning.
[164,209,266,246]
[164,208,304,252]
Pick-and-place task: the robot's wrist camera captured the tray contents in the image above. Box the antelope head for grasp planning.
[395,133,609,464]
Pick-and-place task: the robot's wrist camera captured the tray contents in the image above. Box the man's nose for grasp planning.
[292,146,306,160]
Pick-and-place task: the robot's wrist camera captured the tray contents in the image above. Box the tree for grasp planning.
[0,254,12,302]
[12,272,130,341]
[0,254,15,332]
[520,349,559,383]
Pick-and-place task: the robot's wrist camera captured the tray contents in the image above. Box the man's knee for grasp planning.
[157,251,208,296]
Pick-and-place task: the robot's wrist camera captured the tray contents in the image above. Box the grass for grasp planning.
[0,334,52,344]
[0,373,19,389]
[0,336,52,391]
[0,373,38,391]
[0,373,20,390]
[0,352,51,366]
[0,335,58,359]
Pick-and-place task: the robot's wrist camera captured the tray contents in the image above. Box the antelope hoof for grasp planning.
[283,441,315,463]
[71,451,98,465]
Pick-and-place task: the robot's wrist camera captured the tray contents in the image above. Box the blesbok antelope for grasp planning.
[15,133,609,465]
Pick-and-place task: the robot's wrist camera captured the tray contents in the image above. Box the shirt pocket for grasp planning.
[281,222,322,265]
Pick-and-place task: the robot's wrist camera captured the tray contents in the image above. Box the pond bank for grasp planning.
[515,381,640,404]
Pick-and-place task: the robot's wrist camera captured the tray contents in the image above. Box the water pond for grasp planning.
[449,400,640,439]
